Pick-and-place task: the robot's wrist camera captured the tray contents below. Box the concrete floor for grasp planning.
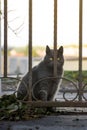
[0,115,87,130]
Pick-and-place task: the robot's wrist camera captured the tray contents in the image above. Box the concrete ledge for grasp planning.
[0,115,87,130]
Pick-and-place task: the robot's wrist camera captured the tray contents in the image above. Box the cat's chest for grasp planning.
[37,66,53,78]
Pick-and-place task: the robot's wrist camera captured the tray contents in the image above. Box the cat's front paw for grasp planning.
[38,90,47,101]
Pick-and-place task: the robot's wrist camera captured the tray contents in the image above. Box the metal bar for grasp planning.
[19,101,87,108]
[54,0,57,77]
[4,0,7,77]
[78,0,83,101]
[28,0,32,101]
[0,0,1,76]
[0,0,2,95]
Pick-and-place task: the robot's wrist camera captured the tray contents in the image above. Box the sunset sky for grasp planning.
[1,0,87,47]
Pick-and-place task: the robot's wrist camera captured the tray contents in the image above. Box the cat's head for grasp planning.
[44,45,64,68]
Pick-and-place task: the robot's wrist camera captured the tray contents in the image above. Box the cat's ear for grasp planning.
[46,45,51,54]
[58,46,63,54]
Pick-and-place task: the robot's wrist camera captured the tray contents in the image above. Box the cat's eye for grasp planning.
[49,58,53,61]
[57,58,60,61]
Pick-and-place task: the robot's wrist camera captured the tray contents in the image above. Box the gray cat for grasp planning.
[17,45,64,101]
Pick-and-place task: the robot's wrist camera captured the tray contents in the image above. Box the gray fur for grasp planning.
[17,46,64,101]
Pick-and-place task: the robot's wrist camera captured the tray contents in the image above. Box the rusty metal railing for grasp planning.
[78,0,83,101]
[2,0,87,108]
[28,0,32,101]
[4,0,8,77]
[54,0,57,77]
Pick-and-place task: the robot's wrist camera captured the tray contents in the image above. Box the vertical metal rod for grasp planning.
[54,0,57,77]
[0,0,1,76]
[28,0,32,101]
[0,0,2,95]
[78,0,83,101]
[4,0,7,77]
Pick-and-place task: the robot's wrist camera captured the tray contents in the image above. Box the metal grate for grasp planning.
[2,0,87,108]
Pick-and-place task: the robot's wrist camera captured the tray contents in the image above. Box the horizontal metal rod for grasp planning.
[60,90,87,93]
[18,101,87,108]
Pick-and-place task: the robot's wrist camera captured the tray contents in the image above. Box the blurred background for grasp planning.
[0,0,87,75]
